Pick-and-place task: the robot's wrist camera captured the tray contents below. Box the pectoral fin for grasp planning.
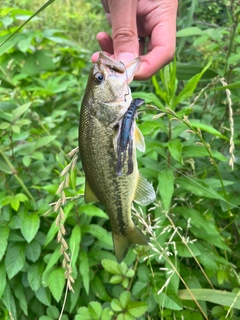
[135,125,145,152]
[84,180,99,203]
[133,173,155,206]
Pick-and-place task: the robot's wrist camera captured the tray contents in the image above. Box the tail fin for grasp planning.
[112,225,148,263]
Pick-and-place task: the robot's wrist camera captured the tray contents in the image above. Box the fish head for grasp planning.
[85,52,141,127]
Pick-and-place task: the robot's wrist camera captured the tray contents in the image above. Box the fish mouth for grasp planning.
[97,52,126,74]
[97,52,141,84]
[94,52,141,104]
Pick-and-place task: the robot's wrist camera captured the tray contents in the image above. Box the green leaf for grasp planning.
[176,63,217,81]
[177,27,203,37]
[12,102,31,120]
[14,282,28,315]
[102,259,121,275]
[101,308,112,320]
[27,262,43,291]
[208,81,240,92]
[10,198,20,211]
[158,167,175,211]
[0,226,10,260]
[23,155,32,167]
[132,91,164,109]
[42,247,61,284]
[47,268,65,302]
[174,59,212,107]
[5,243,25,279]
[88,301,102,319]
[110,275,123,284]
[175,177,224,200]
[176,242,201,258]
[83,224,112,248]
[127,301,148,317]
[91,275,112,302]
[26,239,41,262]
[120,291,131,309]
[47,305,60,319]
[189,121,228,140]
[80,204,107,218]
[111,299,123,312]
[22,54,39,76]
[2,283,17,320]
[34,135,57,150]
[44,219,59,246]
[21,212,40,243]
[79,251,89,294]
[168,139,183,164]
[0,262,6,299]
[178,289,240,310]
[69,225,81,268]
[36,286,51,306]
[75,307,91,320]
[182,145,227,161]
[158,290,182,310]
[70,276,82,312]
[15,193,29,202]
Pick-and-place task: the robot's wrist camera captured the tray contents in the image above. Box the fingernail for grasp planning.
[117,52,136,64]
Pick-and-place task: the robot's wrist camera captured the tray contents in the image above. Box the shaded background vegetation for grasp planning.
[0,0,240,319]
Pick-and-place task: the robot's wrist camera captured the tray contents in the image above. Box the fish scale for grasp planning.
[79,52,155,262]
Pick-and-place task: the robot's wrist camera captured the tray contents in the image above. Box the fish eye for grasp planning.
[94,72,104,83]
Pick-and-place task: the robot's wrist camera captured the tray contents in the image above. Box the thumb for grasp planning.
[106,0,139,63]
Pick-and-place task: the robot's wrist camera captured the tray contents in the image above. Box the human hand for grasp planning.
[92,0,178,80]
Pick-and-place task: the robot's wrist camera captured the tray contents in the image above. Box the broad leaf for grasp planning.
[178,289,240,310]
[0,226,10,260]
[158,167,175,211]
[14,282,28,315]
[69,224,81,268]
[80,204,107,218]
[21,212,40,243]
[47,268,65,302]
[25,239,41,262]
[2,283,17,320]
[177,27,203,37]
[0,262,6,299]
[127,301,148,317]
[27,263,43,291]
[5,243,25,279]
[36,286,51,306]
[88,301,102,319]
[79,251,89,294]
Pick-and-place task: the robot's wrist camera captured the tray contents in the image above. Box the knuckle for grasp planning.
[113,28,136,43]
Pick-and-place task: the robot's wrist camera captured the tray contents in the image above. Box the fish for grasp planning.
[116,98,145,176]
[78,52,155,262]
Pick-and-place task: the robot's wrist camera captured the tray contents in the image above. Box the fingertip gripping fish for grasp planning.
[79,52,155,262]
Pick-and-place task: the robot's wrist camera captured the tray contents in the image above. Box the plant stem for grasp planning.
[0,148,35,201]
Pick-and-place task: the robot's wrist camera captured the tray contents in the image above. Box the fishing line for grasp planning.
[120,61,130,102]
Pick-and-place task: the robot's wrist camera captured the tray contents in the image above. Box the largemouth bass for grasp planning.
[79,52,155,262]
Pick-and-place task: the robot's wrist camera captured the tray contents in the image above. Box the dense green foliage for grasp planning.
[0,1,240,319]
